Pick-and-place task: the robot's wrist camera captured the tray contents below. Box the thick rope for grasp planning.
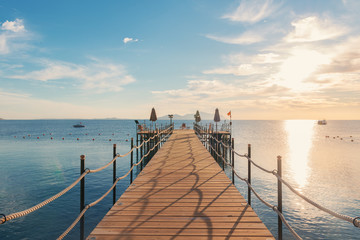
[57,130,172,239]
[89,126,172,173]
[0,170,89,224]
[273,172,359,227]
[0,126,173,225]
[205,137,302,240]
[195,125,360,230]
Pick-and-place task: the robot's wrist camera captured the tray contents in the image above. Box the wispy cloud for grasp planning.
[203,52,280,76]
[222,0,278,23]
[123,37,139,44]
[8,58,136,93]
[206,30,264,45]
[0,18,30,54]
[203,64,269,76]
[285,16,349,42]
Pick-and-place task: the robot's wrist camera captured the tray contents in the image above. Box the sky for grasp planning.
[1,0,360,120]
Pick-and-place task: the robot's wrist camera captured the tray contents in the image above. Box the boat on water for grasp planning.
[73,123,85,128]
[318,119,327,125]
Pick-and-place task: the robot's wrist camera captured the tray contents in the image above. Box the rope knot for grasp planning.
[272,169,278,175]
[272,206,278,211]
[353,217,360,228]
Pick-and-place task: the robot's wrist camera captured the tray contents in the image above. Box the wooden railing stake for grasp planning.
[113,144,116,205]
[80,155,85,240]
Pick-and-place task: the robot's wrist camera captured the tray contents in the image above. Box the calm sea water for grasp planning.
[0,120,359,239]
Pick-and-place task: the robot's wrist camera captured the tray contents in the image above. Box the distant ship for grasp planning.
[73,123,85,128]
[317,119,327,125]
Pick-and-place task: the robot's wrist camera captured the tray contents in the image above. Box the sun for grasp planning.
[277,48,330,91]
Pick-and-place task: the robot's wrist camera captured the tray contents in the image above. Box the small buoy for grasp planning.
[92,138,95,141]
[109,139,112,141]
[23,136,26,139]
[43,134,45,136]
[127,134,130,136]
[340,138,343,140]
[98,133,101,135]
[351,139,354,142]
[112,133,114,136]
[28,134,31,137]
[51,137,53,140]
[62,137,65,140]
[126,139,128,142]
[77,138,79,141]
[50,133,52,135]
[85,133,88,135]
[337,136,339,138]
[350,136,352,138]
[333,137,335,139]
[37,137,39,139]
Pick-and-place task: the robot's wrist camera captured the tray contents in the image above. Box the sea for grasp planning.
[0,119,359,239]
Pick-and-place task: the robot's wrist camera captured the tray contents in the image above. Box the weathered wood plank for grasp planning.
[87,130,274,240]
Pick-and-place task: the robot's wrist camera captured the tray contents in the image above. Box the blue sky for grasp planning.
[1,0,360,119]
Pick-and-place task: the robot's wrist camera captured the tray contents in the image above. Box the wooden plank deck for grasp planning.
[87,129,274,240]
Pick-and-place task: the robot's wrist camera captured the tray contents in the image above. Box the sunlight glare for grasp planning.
[277,48,330,91]
[285,120,315,189]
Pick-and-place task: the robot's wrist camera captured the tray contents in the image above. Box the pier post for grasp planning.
[277,156,283,240]
[232,138,235,184]
[248,144,251,206]
[136,132,139,163]
[113,144,116,205]
[80,155,85,240]
[130,138,133,184]
[221,138,224,171]
[147,133,150,165]
[140,134,143,171]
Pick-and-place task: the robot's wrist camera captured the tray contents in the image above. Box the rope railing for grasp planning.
[194,123,360,239]
[89,126,173,173]
[57,130,171,240]
[0,125,173,225]
[206,140,302,240]
[0,170,90,224]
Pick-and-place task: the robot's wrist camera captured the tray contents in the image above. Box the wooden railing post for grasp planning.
[136,132,139,163]
[232,138,235,184]
[248,144,251,206]
[140,134,143,171]
[113,144,116,205]
[80,155,85,240]
[130,138,133,184]
[277,155,283,240]
[147,134,150,164]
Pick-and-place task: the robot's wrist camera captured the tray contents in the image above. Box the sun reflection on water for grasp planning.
[284,120,315,189]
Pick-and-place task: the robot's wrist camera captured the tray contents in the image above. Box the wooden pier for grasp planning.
[87,129,274,240]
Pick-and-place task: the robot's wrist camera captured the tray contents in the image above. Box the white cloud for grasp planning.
[1,19,25,33]
[8,59,136,93]
[285,16,348,42]
[222,0,277,23]
[206,31,264,45]
[0,19,29,54]
[123,37,139,44]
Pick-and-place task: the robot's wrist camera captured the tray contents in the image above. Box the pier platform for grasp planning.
[87,129,274,240]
